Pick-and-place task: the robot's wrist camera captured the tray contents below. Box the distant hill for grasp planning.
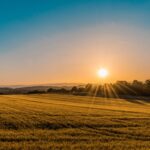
[0,83,85,88]
[0,83,85,94]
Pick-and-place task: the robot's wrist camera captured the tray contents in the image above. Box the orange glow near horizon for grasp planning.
[0,24,150,86]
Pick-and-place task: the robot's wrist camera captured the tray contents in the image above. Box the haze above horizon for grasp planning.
[0,0,150,85]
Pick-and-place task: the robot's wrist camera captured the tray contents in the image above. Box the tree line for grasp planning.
[47,80,150,98]
[0,80,150,98]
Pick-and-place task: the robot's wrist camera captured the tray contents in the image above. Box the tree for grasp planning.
[71,86,78,93]
[145,80,150,88]
[85,84,92,92]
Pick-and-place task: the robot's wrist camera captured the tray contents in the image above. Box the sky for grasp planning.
[0,0,150,85]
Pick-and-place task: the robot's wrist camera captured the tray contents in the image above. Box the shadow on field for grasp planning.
[124,99,145,105]
[121,96,150,105]
[1,121,141,130]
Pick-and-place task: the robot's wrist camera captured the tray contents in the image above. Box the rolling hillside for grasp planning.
[0,94,150,150]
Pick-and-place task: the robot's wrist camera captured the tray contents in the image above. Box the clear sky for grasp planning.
[0,0,150,85]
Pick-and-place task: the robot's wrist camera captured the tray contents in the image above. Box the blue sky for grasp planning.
[0,0,150,85]
[1,0,150,48]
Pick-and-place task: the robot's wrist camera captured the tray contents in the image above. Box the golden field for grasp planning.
[0,94,150,150]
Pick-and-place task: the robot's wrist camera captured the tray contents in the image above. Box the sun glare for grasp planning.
[97,68,108,78]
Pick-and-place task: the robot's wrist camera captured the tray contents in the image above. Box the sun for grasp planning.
[97,68,108,78]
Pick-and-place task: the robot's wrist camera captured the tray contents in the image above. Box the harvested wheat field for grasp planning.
[0,94,150,150]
